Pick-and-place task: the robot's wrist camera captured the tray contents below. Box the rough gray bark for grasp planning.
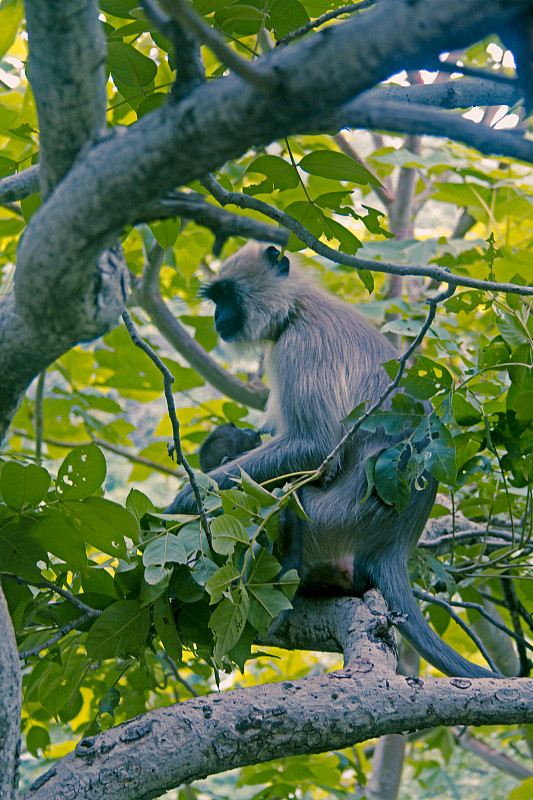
[0,0,128,439]
[0,586,21,800]
[2,0,532,442]
[22,594,533,800]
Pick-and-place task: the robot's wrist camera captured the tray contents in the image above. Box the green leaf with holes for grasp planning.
[56,444,106,500]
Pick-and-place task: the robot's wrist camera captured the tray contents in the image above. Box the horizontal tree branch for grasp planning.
[24,594,533,800]
[366,76,522,109]
[0,165,39,203]
[14,0,531,328]
[9,427,184,478]
[331,97,533,162]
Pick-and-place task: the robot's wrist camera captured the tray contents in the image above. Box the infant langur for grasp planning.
[198,422,261,472]
[167,242,498,679]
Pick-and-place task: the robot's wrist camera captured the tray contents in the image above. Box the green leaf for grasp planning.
[28,513,87,572]
[107,41,157,87]
[56,443,107,500]
[342,401,367,424]
[513,390,533,421]
[126,488,154,522]
[142,532,187,568]
[209,592,249,662]
[210,514,249,555]
[0,0,23,60]
[148,218,180,248]
[248,550,282,583]
[245,155,299,192]
[99,686,121,718]
[267,0,309,39]
[0,461,50,510]
[412,417,457,484]
[279,569,299,599]
[374,444,412,511]
[240,470,278,507]
[402,356,453,400]
[247,586,292,633]
[153,596,182,660]
[322,217,362,254]
[299,151,382,187]
[495,311,528,347]
[85,600,150,659]
[205,564,240,604]
[507,777,533,800]
[61,497,138,558]
[26,726,50,757]
[0,521,48,581]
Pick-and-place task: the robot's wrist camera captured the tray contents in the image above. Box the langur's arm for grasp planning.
[165,435,325,514]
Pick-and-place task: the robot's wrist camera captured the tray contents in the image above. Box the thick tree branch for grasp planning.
[14,0,532,327]
[332,98,533,162]
[136,191,289,253]
[0,164,39,204]
[25,0,106,196]
[22,594,533,800]
[0,586,21,800]
[367,77,521,109]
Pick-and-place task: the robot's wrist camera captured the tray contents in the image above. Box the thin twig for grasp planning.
[420,528,516,549]
[9,427,184,478]
[413,589,533,654]
[2,574,101,617]
[162,653,200,697]
[34,370,45,464]
[19,613,94,659]
[121,309,211,538]
[501,577,531,676]
[158,0,276,92]
[411,590,500,672]
[434,59,519,86]
[201,173,533,296]
[276,2,373,47]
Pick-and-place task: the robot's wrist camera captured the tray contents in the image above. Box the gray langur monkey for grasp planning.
[166,241,497,678]
[198,422,262,472]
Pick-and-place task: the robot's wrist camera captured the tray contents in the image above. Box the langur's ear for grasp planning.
[264,246,290,277]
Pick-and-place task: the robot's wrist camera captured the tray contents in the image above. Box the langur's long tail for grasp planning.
[373,560,500,679]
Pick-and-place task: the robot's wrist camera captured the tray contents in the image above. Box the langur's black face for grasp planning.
[202,279,245,341]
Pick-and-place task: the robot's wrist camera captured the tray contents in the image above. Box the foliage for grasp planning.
[0,1,533,798]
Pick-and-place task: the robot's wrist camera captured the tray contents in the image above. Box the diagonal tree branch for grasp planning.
[201,174,533,296]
